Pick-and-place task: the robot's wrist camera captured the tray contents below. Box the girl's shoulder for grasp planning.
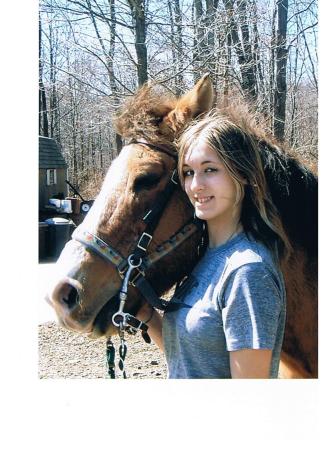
[227,232,277,270]
[195,232,282,290]
[220,234,284,295]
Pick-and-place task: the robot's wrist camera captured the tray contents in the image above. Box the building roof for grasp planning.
[39,136,67,169]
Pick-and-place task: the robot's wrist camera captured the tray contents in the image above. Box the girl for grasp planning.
[136,111,289,379]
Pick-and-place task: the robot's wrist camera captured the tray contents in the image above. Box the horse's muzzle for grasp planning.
[47,277,94,333]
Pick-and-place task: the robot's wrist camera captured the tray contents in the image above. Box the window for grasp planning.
[46,169,57,185]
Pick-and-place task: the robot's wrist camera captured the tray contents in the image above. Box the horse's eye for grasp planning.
[153,116,163,125]
[133,174,161,192]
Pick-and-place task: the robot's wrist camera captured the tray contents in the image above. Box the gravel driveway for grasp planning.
[38,321,167,379]
[38,262,167,379]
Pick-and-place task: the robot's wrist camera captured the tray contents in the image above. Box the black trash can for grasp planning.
[45,217,76,259]
[39,222,49,261]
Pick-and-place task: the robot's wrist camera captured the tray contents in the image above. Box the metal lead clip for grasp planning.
[112,311,125,327]
[112,255,143,330]
[118,254,142,311]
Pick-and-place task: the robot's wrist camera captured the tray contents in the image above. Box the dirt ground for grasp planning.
[38,261,168,379]
[38,321,167,379]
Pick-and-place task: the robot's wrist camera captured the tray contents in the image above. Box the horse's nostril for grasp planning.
[62,285,79,309]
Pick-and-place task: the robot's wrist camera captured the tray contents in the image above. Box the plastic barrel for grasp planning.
[45,217,76,259]
[39,222,49,261]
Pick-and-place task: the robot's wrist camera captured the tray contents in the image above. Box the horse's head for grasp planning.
[46,74,214,338]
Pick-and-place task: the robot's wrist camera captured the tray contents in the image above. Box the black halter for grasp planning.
[129,138,179,160]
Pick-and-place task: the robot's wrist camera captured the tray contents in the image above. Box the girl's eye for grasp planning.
[183,167,218,177]
[205,167,218,173]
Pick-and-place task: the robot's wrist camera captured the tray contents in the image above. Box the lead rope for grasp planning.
[106,337,116,379]
[106,332,128,379]
[106,255,143,379]
[118,327,127,379]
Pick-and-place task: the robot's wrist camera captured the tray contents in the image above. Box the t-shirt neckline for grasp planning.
[206,231,246,256]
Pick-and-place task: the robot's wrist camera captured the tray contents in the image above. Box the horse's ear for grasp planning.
[162,74,214,135]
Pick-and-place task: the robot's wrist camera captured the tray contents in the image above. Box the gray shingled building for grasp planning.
[39,136,68,211]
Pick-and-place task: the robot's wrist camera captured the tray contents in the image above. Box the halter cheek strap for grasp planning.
[130,168,179,264]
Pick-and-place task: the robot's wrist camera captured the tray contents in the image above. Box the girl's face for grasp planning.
[182,140,243,229]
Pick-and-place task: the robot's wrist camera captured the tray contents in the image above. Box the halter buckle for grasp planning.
[118,261,128,277]
[130,269,144,287]
[171,169,178,185]
[137,232,153,251]
[143,209,152,221]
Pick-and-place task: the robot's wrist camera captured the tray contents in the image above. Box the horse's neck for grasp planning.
[266,151,317,257]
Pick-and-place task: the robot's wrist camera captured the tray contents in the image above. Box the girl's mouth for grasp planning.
[195,196,213,206]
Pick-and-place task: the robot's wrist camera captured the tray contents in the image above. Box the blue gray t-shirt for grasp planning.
[162,232,286,379]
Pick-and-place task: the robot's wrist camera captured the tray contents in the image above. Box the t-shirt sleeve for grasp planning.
[221,263,283,351]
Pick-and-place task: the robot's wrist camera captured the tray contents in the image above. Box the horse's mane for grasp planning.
[114,83,177,146]
[217,100,317,172]
[218,100,318,258]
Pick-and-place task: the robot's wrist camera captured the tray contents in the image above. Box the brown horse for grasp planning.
[46,74,318,378]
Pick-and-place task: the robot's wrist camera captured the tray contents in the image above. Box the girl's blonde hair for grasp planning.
[177,111,292,260]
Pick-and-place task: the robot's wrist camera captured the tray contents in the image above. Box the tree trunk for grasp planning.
[222,0,257,99]
[237,0,257,99]
[289,17,300,148]
[48,17,58,140]
[252,0,264,99]
[205,0,216,75]
[223,24,232,103]
[173,0,184,94]
[128,0,148,86]
[167,1,178,90]
[108,0,122,153]
[85,0,122,154]
[67,52,78,185]
[269,3,277,124]
[273,0,288,141]
[193,0,205,82]
[39,14,49,137]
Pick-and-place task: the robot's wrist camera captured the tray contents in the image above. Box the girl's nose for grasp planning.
[191,173,205,192]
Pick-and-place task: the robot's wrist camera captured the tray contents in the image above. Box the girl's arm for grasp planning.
[136,303,164,351]
[229,349,273,378]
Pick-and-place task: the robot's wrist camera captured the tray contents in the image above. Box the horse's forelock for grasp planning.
[114,84,177,141]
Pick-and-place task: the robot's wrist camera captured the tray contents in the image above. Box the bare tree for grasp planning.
[84,0,122,152]
[273,0,288,141]
[38,0,318,195]
[128,0,148,86]
[221,0,257,99]
[167,0,184,94]
[193,0,206,82]
[237,0,257,98]
[39,14,49,137]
